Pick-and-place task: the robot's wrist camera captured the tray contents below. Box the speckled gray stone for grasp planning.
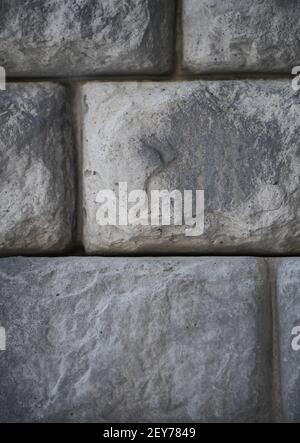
[0,257,271,422]
[183,0,300,73]
[0,0,175,77]
[80,81,300,254]
[0,83,75,254]
[275,259,300,422]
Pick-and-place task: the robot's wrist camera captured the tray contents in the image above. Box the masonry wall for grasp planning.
[0,0,299,423]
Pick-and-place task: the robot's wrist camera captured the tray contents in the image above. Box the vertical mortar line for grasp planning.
[268,257,284,422]
[68,80,84,252]
[256,257,274,422]
[174,0,183,79]
[43,79,80,256]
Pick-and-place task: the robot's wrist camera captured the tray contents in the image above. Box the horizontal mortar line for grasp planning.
[0,253,299,259]
[6,74,175,83]
[5,74,294,83]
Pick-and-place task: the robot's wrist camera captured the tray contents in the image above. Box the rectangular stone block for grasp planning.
[0,83,75,254]
[80,81,300,254]
[0,257,271,422]
[275,259,300,422]
[0,0,175,77]
[183,0,300,73]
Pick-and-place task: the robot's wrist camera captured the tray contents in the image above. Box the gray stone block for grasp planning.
[0,257,271,422]
[80,81,300,254]
[183,0,300,73]
[0,0,175,77]
[0,83,75,254]
[275,259,300,422]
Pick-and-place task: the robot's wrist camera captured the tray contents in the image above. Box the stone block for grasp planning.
[0,83,75,253]
[182,0,300,73]
[0,0,175,77]
[0,257,271,422]
[275,259,300,422]
[80,81,300,254]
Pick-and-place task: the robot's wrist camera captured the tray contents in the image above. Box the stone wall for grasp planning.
[0,0,299,423]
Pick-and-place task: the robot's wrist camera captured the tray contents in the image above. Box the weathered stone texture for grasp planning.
[0,0,175,77]
[183,0,300,73]
[0,257,271,422]
[0,83,75,254]
[81,81,300,254]
[276,259,300,422]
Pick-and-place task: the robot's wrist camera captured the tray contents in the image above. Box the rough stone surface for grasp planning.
[0,0,175,77]
[183,0,300,73]
[0,83,75,254]
[0,257,271,423]
[81,81,300,254]
[276,259,300,422]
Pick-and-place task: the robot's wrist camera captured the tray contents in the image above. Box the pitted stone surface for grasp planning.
[276,259,300,422]
[0,0,175,77]
[183,0,300,73]
[0,83,75,254]
[81,81,300,254]
[0,257,271,422]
